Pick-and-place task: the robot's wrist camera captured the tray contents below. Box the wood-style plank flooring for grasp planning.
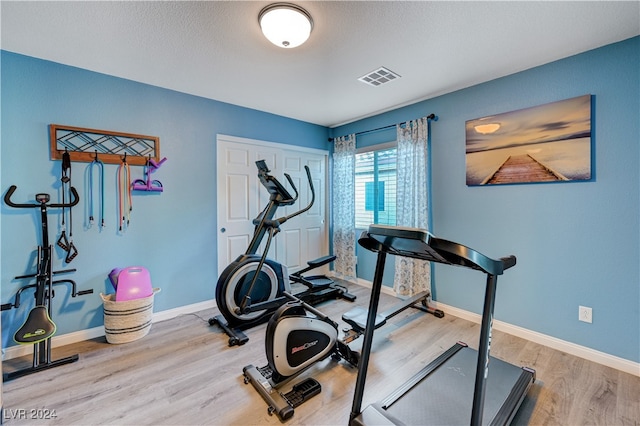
[3,282,639,425]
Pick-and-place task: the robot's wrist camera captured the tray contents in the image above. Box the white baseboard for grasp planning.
[352,277,397,296]
[436,302,640,377]
[347,276,639,377]
[151,299,216,323]
[2,299,216,361]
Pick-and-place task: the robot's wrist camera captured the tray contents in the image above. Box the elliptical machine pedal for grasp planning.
[251,365,322,409]
[283,378,322,408]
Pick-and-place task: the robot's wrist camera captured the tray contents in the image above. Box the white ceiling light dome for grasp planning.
[259,3,313,48]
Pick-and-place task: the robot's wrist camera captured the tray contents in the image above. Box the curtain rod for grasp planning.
[329,113,437,142]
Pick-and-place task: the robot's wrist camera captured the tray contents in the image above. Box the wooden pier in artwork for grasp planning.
[483,154,568,185]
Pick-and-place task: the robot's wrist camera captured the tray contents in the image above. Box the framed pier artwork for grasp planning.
[465,94,592,186]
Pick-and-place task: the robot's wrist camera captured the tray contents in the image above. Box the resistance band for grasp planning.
[57,150,78,262]
[117,157,132,232]
[56,150,71,252]
[88,154,105,229]
[64,151,78,262]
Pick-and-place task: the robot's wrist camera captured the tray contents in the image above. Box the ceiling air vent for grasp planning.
[358,67,401,87]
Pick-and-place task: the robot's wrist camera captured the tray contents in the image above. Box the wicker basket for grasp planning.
[101,288,160,344]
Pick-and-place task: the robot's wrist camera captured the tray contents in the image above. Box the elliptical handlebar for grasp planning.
[273,165,315,227]
[4,185,80,209]
[254,161,316,228]
[281,173,299,205]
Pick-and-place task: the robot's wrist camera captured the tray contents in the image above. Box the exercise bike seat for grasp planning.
[342,306,386,332]
[14,305,56,344]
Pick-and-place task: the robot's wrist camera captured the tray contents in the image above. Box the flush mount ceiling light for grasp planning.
[259,3,313,48]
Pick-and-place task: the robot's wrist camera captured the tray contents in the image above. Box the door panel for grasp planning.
[283,229,302,270]
[226,174,249,221]
[305,226,323,261]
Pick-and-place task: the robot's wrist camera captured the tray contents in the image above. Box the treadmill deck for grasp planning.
[357,344,535,426]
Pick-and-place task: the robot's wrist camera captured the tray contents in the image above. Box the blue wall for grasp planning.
[2,36,638,365]
[0,51,329,348]
[332,37,639,363]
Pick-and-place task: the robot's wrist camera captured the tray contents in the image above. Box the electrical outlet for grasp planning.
[579,305,592,323]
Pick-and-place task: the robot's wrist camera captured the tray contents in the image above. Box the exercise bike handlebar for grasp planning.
[4,185,80,209]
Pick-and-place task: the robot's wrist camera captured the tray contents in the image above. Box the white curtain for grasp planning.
[394,117,431,296]
[332,134,357,280]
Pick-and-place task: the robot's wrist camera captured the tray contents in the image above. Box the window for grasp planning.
[355,145,397,229]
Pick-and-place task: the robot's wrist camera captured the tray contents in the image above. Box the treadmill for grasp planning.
[350,225,535,426]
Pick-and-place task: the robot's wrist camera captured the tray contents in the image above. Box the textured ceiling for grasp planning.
[2,1,639,127]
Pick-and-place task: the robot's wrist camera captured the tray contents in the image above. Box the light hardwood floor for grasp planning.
[2,282,639,425]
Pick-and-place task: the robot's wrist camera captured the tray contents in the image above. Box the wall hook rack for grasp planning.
[50,124,160,166]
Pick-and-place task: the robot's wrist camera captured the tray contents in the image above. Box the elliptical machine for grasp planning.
[210,160,356,346]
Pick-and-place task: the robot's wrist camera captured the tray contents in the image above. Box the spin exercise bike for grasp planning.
[210,160,356,346]
[242,280,444,421]
[1,185,94,381]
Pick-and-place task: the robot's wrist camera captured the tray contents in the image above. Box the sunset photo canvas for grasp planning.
[465,94,592,186]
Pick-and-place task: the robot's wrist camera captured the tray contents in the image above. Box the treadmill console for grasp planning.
[360,225,515,276]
